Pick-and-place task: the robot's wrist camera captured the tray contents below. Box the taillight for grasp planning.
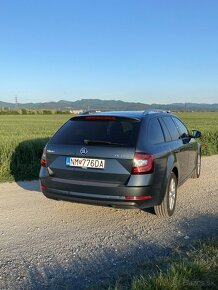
[131,153,154,174]
[40,147,47,167]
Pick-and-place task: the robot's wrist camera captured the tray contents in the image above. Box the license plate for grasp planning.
[66,157,105,169]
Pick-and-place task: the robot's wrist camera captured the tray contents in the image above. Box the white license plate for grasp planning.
[66,157,105,169]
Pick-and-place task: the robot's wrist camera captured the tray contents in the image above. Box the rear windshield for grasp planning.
[50,117,141,147]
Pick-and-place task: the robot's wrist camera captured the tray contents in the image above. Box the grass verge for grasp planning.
[111,236,218,290]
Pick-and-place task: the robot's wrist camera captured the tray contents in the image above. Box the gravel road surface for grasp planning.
[0,156,218,289]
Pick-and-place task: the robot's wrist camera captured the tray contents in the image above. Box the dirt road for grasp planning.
[0,156,218,289]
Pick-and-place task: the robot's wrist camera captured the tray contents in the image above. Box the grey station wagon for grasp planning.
[39,110,202,217]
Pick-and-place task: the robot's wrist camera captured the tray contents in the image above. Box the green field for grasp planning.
[177,112,218,156]
[0,114,71,182]
[0,112,217,182]
[176,112,218,131]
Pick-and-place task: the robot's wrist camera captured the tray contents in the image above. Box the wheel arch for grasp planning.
[157,153,179,205]
[172,166,178,182]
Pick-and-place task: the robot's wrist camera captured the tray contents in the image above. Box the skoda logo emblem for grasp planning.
[80,147,88,155]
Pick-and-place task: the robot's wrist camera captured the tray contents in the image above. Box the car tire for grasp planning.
[154,172,177,217]
[191,153,201,179]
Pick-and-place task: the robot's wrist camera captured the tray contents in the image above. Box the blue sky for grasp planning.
[0,0,217,104]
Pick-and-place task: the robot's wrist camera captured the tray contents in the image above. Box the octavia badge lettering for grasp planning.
[80,147,88,155]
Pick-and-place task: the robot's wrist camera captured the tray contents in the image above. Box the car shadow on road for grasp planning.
[16,180,41,192]
[10,213,218,290]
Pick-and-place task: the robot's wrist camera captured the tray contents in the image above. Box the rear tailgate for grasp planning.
[45,115,141,185]
[46,144,135,185]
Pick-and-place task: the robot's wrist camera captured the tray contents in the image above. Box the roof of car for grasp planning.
[79,110,172,119]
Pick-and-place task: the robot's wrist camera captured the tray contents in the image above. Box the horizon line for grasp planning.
[0,98,218,106]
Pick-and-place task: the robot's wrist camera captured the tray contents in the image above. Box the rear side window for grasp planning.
[148,118,165,144]
[172,117,189,138]
[162,117,180,141]
[50,117,140,147]
[159,118,171,142]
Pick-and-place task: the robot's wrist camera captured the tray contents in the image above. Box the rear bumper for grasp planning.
[40,176,157,209]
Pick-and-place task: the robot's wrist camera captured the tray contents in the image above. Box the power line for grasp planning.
[15,96,18,109]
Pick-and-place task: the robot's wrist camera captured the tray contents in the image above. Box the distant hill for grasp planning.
[0,99,218,111]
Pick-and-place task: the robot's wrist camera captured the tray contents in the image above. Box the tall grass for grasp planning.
[0,113,217,182]
[0,115,70,181]
[176,112,218,156]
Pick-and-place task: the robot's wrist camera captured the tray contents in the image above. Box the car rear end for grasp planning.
[39,113,156,208]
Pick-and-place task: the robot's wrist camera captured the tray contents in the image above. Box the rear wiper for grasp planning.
[84,139,124,146]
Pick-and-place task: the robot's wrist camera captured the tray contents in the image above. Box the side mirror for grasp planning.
[192,130,201,138]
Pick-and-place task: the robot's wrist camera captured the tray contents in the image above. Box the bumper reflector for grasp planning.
[40,184,47,191]
[124,195,152,200]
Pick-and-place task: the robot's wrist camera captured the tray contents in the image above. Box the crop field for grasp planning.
[0,112,217,182]
[176,112,218,156]
[0,114,70,182]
